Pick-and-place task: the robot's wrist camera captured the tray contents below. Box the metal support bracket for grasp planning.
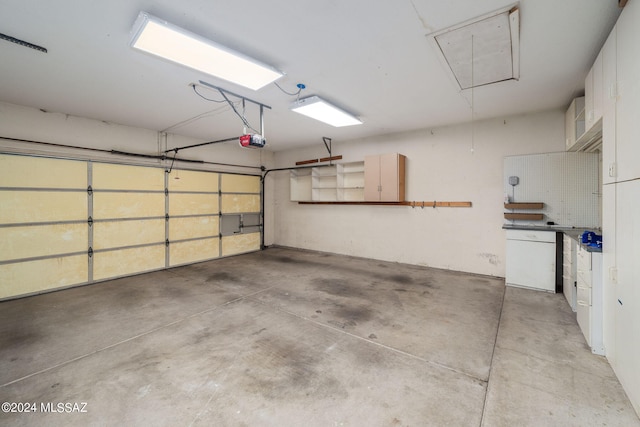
[322,137,332,164]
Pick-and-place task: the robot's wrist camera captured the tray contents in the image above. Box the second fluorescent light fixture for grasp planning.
[290,96,362,127]
[130,11,283,90]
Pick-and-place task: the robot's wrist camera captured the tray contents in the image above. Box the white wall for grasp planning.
[272,109,565,277]
[0,101,276,246]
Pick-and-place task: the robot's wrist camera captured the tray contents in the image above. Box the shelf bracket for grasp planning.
[322,137,332,164]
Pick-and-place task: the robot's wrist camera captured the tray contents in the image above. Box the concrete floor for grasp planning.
[0,247,638,426]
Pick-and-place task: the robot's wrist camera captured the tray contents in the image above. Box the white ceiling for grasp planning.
[0,0,621,151]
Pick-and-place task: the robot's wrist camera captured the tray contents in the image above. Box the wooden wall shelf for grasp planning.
[299,201,472,207]
[504,202,544,209]
[504,213,545,220]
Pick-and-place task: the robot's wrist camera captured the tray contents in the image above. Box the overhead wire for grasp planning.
[216,88,260,134]
[192,84,225,102]
[274,82,302,97]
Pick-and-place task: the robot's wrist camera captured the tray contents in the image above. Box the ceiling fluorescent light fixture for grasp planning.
[290,96,362,127]
[130,11,283,90]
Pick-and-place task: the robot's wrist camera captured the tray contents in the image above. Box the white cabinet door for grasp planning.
[364,153,406,202]
[584,67,595,131]
[506,238,556,292]
[602,183,617,363]
[614,180,640,406]
[592,51,603,126]
[602,28,617,185]
[616,0,640,182]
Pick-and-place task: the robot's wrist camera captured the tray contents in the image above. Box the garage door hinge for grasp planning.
[87,185,93,195]
[165,214,169,221]
[88,247,93,258]
[165,239,170,247]
[165,188,168,196]
[87,216,93,226]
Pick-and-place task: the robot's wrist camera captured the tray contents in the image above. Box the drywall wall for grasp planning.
[0,101,275,246]
[272,109,565,277]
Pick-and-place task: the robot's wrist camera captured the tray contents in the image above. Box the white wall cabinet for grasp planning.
[364,153,406,202]
[615,2,640,183]
[598,0,640,415]
[289,160,367,202]
[565,97,585,150]
[602,28,617,185]
[613,180,640,412]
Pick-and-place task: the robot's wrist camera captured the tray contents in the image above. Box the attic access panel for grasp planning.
[431,5,520,90]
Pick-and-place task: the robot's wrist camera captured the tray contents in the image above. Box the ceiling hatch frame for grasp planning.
[427,3,520,91]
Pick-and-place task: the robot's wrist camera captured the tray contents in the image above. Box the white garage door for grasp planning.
[167,169,220,267]
[220,174,262,256]
[0,154,89,299]
[0,153,262,300]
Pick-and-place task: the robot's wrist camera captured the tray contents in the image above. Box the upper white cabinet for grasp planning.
[602,28,617,185]
[364,153,406,202]
[565,96,585,150]
[585,51,604,132]
[289,155,404,202]
[615,0,640,183]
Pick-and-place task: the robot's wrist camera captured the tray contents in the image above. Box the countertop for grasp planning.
[502,224,602,252]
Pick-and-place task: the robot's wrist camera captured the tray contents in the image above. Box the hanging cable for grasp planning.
[217,88,260,134]
[274,82,306,98]
[192,84,225,102]
[166,149,178,173]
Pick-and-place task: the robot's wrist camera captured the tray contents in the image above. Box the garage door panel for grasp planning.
[0,191,87,223]
[93,193,164,219]
[93,219,165,250]
[169,193,219,216]
[168,170,218,192]
[169,216,218,241]
[0,155,87,189]
[221,174,260,193]
[92,163,164,191]
[93,245,165,281]
[170,238,219,266]
[221,194,260,213]
[222,232,260,256]
[0,255,88,299]
[0,223,87,261]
